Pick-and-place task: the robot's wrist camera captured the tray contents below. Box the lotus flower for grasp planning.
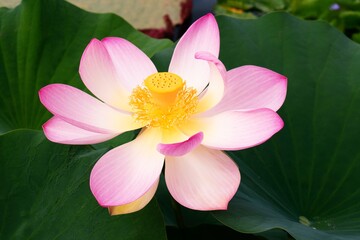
[39,14,287,215]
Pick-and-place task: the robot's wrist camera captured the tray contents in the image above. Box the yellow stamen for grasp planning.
[129,72,198,129]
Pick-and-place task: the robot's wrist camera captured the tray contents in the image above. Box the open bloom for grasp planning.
[39,14,287,215]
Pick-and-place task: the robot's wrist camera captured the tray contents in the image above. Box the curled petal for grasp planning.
[108,178,159,215]
[165,146,240,210]
[182,109,284,150]
[205,65,287,116]
[102,37,158,91]
[39,84,143,133]
[43,117,118,144]
[195,51,226,78]
[157,132,203,156]
[169,14,220,93]
[195,52,225,113]
[90,128,164,206]
[79,38,132,111]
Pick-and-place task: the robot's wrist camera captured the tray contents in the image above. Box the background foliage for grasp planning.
[215,0,360,43]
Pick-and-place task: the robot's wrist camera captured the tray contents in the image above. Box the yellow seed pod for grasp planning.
[144,72,184,104]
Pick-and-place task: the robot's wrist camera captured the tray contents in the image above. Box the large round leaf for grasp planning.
[211,13,360,240]
[0,130,167,239]
[0,0,172,133]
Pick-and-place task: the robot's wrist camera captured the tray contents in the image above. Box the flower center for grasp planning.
[129,72,198,129]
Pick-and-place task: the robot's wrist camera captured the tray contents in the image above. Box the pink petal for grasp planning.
[165,146,240,210]
[90,128,164,206]
[169,14,220,93]
[194,52,225,113]
[108,178,159,215]
[182,108,284,150]
[39,84,143,134]
[157,132,203,156]
[79,38,132,111]
[204,65,287,116]
[101,37,158,91]
[43,117,118,144]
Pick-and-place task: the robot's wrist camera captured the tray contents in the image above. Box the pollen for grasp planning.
[129,72,198,129]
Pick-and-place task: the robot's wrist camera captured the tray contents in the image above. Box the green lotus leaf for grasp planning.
[0,130,166,239]
[211,13,360,240]
[0,0,171,133]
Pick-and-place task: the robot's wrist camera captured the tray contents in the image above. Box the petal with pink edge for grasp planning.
[39,84,143,134]
[79,38,132,111]
[169,14,220,93]
[157,132,203,156]
[90,128,164,207]
[43,117,118,144]
[165,146,240,210]
[102,37,158,91]
[182,109,284,150]
[204,65,287,116]
[195,52,225,113]
[108,178,159,215]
